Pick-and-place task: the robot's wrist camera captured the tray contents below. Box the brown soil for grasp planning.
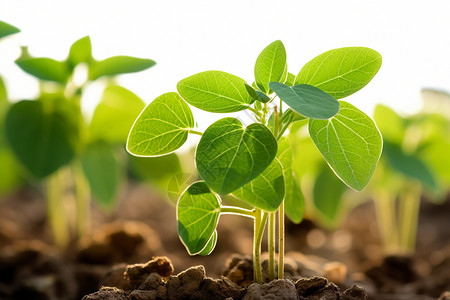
[0,181,449,299]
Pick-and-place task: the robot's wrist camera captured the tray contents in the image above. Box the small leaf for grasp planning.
[373,104,405,143]
[80,143,122,209]
[269,82,340,119]
[284,73,296,86]
[5,99,80,178]
[296,47,382,99]
[127,92,194,157]
[177,181,221,255]
[196,118,277,195]
[89,56,155,80]
[313,163,347,226]
[198,230,217,255]
[309,101,382,191]
[245,83,270,103]
[0,21,20,39]
[16,54,70,84]
[68,36,92,67]
[383,141,437,190]
[90,85,145,143]
[254,40,287,93]
[233,158,285,211]
[177,71,253,113]
[277,137,304,223]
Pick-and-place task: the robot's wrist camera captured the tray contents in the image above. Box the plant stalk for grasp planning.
[268,211,276,280]
[46,169,69,248]
[253,209,268,283]
[278,200,285,279]
[374,189,399,254]
[73,162,91,240]
[189,129,203,136]
[399,184,421,254]
[220,205,255,218]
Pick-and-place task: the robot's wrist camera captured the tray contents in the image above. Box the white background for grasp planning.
[1,0,449,123]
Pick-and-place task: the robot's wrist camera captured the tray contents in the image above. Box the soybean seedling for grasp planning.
[127,40,383,283]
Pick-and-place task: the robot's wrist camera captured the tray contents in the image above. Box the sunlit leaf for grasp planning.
[0,21,20,39]
[269,82,340,119]
[309,101,382,191]
[254,40,286,93]
[284,72,295,86]
[90,85,145,143]
[196,118,277,194]
[127,92,194,157]
[198,230,217,255]
[5,99,80,178]
[233,158,284,211]
[177,181,220,255]
[373,104,405,143]
[89,56,155,80]
[296,47,382,99]
[277,137,304,223]
[177,71,253,113]
[80,142,122,209]
[68,36,92,67]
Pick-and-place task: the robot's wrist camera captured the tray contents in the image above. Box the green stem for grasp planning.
[73,162,91,240]
[261,103,268,125]
[374,189,399,254]
[189,129,203,136]
[268,211,276,281]
[46,169,69,248]
[248,106,262,118]
[253,209,268,283]
[399,184,421,254]
[220,205,255,218]
[278,201,285,279]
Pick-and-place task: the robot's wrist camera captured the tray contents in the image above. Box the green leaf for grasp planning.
[309,101,382,191]
[284,72,296,86]
[167,172,198,204]
[68,36,92,67]
[244,83,270,103]
[16,55,70,84]
[196,118,277,195]
[198,230,217,255]
[0,148,22,194]
[254,40,287,93]
[177,181,221,255]
[0,21,20,39]
[89,56,156,80]
[383,141,437,190]
[80,143,122,209]
[296,47,382,99]
[127,92,194,157]
[373,104,405,143]
[5,99,79,178]
[90,85,145,143]
[233,158,285,211]
[0,76,7,103]
[269,82,340,119]
[313,163,347,226]
[277,137,304,223]
[419,139,450,186]
[177,71,253,113]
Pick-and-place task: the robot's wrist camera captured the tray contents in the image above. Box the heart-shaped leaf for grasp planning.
[254,40,286,93]
[269,82,340,119]
[277,137,304,223]
[5,99,80,178]
[90,85,145,143]
[89,56,155,80]
[296,47,382,99]
[196,118,277,195]
[177,71,253,113]
[233,158,285,211]
[177,181,221,255]
[309,101,382,191]
[127,92,194,157]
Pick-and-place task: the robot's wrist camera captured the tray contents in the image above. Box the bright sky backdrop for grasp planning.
[1,0,450,123]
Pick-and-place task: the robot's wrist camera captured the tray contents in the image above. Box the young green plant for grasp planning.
[127,41,383,282]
